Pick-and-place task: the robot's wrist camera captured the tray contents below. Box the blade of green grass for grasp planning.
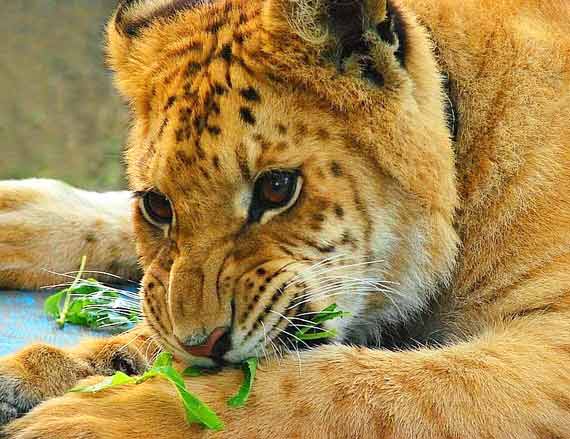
[227,357,257,408]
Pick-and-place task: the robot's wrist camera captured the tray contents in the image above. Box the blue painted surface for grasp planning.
[0,290,112,356]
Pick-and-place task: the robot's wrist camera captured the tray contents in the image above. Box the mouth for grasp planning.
[153,305,335,368]
[143,259,350,367]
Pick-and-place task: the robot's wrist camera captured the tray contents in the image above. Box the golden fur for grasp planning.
[1,0,570,437]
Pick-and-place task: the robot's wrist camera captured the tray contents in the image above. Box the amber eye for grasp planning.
[141,191,173,226]
[249,170,300,223]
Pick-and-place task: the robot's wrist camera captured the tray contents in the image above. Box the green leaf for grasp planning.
[69,371,136,393]
[294,304,348,340]
[69,351,224,431]
[175,382,224,430]
[44,257,140,331]
[183,366,204,377]
[146,365,223,430]
[227,357,257,408]
[44,290,65,318]
[312,303,350,325]
[296,329,338,341]
[152,352,173,368]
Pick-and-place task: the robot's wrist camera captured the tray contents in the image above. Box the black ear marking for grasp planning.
[376,1,407,67]
[325,0,408,82]
[116,0,210,37]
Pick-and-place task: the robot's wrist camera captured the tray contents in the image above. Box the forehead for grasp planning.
[148,85,340,201]
[128,1,343,196]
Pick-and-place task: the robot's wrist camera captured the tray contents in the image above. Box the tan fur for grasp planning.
[0,179,140,289]
[1,0,570,437]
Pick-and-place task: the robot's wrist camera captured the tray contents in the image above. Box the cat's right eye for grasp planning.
[139,191,173,227]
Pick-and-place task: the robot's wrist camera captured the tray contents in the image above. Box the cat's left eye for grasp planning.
[139,191,173,227]
[249,170,302,223]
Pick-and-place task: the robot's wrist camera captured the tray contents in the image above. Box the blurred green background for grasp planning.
[1,1,129,190]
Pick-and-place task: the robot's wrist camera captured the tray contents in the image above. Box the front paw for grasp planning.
[0,344,91,428]
[0,375,35,427]
[2,377,195,439]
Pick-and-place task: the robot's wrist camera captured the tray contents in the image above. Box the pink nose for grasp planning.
[183,328,229,359]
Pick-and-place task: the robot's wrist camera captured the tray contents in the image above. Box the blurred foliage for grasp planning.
[0,1,129,190]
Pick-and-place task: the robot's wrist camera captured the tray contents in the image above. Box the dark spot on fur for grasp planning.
[240,87,260,102]
[147,282,155,290]
[213,155,221,169]
[199,166,210,180]
[164,96,177,110]
[313,213,325,222]
[176,150,193,165]
[239,107,256,125]
[220,44,232,62]
[256,268,266,276]
[341,231,356,246]
[259,285,266,292]
[195,141,206,160]
[330,161,343,177]
[157,118,169,138]
[316,128,330,141]
[186,62,201,76]
[85,232,97,244]
[193,115,206,133]
[213,83,227,95]
[207,125,222,136]
[335,205,345,218]
[277,124,287,135]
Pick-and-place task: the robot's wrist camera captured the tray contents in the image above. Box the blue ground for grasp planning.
[0,290,110,356]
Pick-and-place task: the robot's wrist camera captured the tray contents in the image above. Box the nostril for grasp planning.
[183,327,230,359]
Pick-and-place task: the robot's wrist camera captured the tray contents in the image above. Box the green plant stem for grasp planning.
[56,255,87,327]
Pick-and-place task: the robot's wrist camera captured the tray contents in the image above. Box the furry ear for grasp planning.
[263,0,407,85]
[107,0,208,104]
[114,0,206,37]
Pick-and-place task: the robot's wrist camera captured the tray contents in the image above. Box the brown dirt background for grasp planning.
[1,1,129,190]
